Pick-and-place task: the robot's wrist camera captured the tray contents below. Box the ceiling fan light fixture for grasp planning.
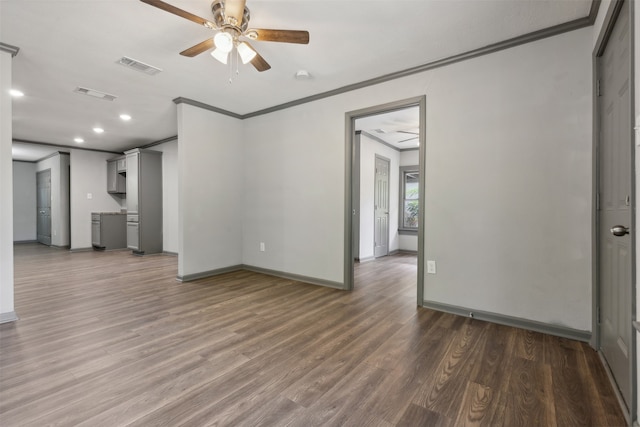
[211,48,229,64]
[213,32,234,53]
[237,42,257,64]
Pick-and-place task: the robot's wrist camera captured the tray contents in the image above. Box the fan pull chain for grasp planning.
[235,48,240,76]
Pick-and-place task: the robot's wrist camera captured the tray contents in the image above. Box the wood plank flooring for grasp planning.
[0,244,627,426]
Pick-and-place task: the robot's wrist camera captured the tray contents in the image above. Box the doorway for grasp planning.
[344,96,426,306]
[594,0,635,421]
[36,169,51,246]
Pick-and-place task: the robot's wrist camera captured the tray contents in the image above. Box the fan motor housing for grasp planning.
[211,1,250,31]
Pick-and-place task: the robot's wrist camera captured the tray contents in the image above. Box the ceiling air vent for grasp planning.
[73,87,117,101]
[117,56,162,75]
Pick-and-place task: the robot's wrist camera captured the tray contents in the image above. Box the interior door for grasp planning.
[597,0,632,410]
[36,169,52,246]
[374,156,390,258]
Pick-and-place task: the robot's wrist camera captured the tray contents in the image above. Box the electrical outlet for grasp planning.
[427,260,436,274]
[259,242,265,252]
[87,193,93,199]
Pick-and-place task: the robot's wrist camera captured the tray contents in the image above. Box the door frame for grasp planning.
[373,154,391,258]
[344,95,426,306]
[592,0,636,422]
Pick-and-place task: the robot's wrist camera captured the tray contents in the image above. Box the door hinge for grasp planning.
[596,306,601,324]
[596,79,602,97]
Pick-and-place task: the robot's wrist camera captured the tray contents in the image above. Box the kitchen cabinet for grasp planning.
[91,212,127,250]
[116,157,127,173]
[125,148,162,255]
[107,157,126,194]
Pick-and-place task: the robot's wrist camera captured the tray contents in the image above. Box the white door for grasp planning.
[597,0,632,410]
[374,156,389,258]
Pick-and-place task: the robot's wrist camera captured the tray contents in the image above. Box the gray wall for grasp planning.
[152,139,178,254]
[177,103,243,278]
[239,27,593,331]
[12,161,36,241]
[69,149,123,250]
[1,49,15,319]
[36,153,70,247]
[358,133,400,259]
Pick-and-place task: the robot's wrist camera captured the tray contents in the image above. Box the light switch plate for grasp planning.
[427,260,436,274]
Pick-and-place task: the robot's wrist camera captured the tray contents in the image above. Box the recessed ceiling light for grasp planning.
[119,114,132,121]
[74,137,85,144]
[9,89,24,97]
[93,127,104,134]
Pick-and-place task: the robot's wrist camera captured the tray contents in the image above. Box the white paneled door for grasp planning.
[597,0,632,411]
[374,156,390,258]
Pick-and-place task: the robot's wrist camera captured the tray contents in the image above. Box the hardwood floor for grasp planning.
[0,244,627,426]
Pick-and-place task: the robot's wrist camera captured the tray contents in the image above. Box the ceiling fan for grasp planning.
[140,0,310,72]
[397,130,419,143]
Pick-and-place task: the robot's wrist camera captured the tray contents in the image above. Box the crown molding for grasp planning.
[0,42,19,57]
[176,0,601,121]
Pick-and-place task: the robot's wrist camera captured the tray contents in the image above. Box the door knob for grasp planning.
[610,225,630,236]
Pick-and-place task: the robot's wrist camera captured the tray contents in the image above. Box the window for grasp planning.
[399,166,419,233]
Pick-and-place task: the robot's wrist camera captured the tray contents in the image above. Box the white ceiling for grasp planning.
[2,0,593,161]
[355,106,420,150]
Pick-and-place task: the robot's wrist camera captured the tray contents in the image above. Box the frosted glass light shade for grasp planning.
[237,42,257,64]
[211,48,229,64]
[213,32,234,53]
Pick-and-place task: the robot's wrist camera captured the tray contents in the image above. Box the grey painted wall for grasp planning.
[358,133,400,258]
[69,149,123,250]
[152,139,178,254]
[36,153,70,247]
[12,161,36,241]
[177,103,243,277]
[239,27,593,331]
[1,49,14,319]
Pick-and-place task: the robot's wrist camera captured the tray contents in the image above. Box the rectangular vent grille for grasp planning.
[73,87,117,101]
[117,56,162,75]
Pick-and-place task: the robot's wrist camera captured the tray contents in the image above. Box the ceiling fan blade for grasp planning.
[248,46,271,72]
[246,29,309,44]
[399,136,419,143]
[224,0,247,27]
[180,38,214,57]
[140,0,216,29]
[397,130,419,135]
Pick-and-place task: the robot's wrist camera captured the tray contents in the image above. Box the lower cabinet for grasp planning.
[127,222,139,251]
[92,213,127,250]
